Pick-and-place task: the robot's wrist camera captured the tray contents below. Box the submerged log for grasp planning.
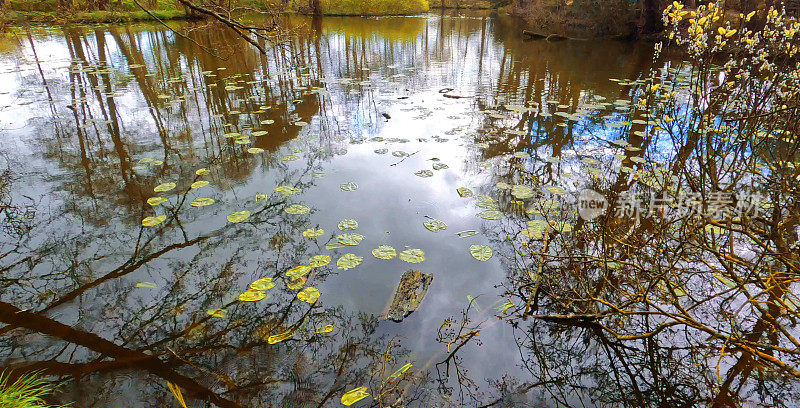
[386,270,433,322]
[522,30,568,41]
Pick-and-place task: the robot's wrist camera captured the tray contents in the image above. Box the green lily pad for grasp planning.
[337,233,365,246]
[372,245,397,259]
[477,210,502,220]
[337,254,364,270]
[469,245,493,261]
[423,218,447,232]
[227,211,251,223]
[398,248,425,263]
[457,187,473,198]
[340,182,359,191]
[285,204,310,215]
[339,219,359,230]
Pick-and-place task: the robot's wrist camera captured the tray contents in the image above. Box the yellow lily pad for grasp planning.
[227,211,251,223]
[284,204,310,215]
[267,329,294,344]
[297,286,320,303]
[191,180,209,189]
[250,278,275,291]
[398,248,425,263]
[337,254,363,270]
[469,245,493,261]
[154,182,176,192]
[238,289,266,302]
[337,233,365,246]
[147,197,167,206]
[372,245,397,259]
[142,215,167,227]
[309,255,331,267]
[302,228,324,238]
[190,197,215,207]
[338,219,358,230]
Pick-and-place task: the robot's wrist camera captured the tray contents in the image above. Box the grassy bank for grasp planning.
[3,0,186,24]
[428,0,491,9]
[269,0,429,15]
[0,371,70,408]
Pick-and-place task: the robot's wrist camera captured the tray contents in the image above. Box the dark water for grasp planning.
[0,11,795,408]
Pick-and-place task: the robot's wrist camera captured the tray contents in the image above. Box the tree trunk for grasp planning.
[640,0,664,35]
[309,0,321,15]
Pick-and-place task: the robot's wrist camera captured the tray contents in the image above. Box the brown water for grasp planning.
[0,11,794,408]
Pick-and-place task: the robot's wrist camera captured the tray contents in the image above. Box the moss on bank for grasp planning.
[318,0,428,15]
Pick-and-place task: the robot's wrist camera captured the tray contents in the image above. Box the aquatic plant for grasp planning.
[0,371,70,408]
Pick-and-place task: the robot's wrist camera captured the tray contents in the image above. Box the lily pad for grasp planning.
[190,180,209,189]
[267,329,294,344]
[477,210,502,220]
[432,163,449,170]
[546,186,566,195]
[238,289,266,302]
[297,287,320,303]
[302,228,324,238]
[227,211,251,223]
[154,182,176,192]
[457,187,473,198]
[190,197,215,207]
[338,219,359,230]
[286,265,312,279]
[372,245,397,259]
[248,147,265,154]
[250,278,276,291]
[398,248,425,263]
[142,215,167,227]
[415,170,434,178]
[337,254,364,270]
[337,233,365,246]
[340,182,358,191]
[309,255,331,267]
[275,185,300,196]
[147,197,167,206]
[469,245,493,261]
[512,185,534,199]
[423,218,447,232]
[196,168,210,175]
[284,204,310,215]
[456,230,478,237]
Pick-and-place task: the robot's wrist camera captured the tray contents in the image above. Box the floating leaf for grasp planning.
[190,197,215,207]
[339,219,359,230]
[297,287,320,303]
[285,204,310,215]
[546,186,565,195]
[286,276,307,290]
[274,185,300,196]
[206,308,227,318]
[469,245,493,261]
[499,301,514,314]
[340,182,358,191]
[302,228,324,238]
[423,218,447,232]
[260,119,275,125]
[315,324,334,334]
[310,255,331,267]
[268,329,294,344]
[191,180,209,189]
[341,387,369,406]
[372,245,397,259]
[142,215,167,227]
[147,197,167,206]
[477,210,502,220]
[337,254,364,270]
[136,282,156,288]
[415,170,433,178]
[248,147,265,154]
[389,363,413,380]
[227,211,251,223]
[432,163,449,170]
[286,265,312,279]
[512,185,534,199]
[282,155,300,161]
[154,182,176,192]
[456,230,478,237]
[250,278,275,291]
[457,187,473,198]
[338,233,365,246]
[496,182,511,190]
[399,248,425,263]
[238,289,266,302]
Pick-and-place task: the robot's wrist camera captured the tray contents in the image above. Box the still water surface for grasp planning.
[0,11,742,408]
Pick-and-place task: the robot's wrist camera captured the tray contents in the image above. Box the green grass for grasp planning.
[0,371,71,408]
[4,0,186,23]
[318,0,428,15]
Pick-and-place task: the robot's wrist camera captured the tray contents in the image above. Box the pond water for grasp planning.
[0,10,795,408]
